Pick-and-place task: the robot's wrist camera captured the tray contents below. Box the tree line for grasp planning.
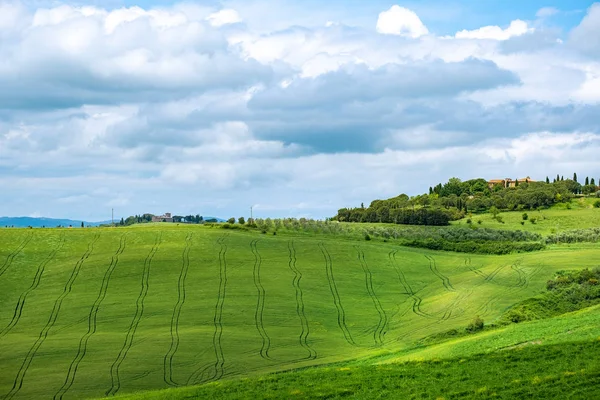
[334,173,599,226]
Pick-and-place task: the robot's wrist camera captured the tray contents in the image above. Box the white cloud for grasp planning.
[536,7,559,19]
[455,19,533,40]
[2,0,600,221]
[376,5,428,38]
[206,9,242,27]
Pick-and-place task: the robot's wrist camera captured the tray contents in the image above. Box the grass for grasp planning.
[1,224,599,399]
[453,198,600,235]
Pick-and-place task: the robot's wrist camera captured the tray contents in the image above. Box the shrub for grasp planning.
[522,213,528,220]
[466,218,472,224]
[364,233,371,241]
[520,221,525,225]
[477,220,482,225]
[466,316,484,333]
[495,215,504,223]
[530,217,537,224]
[594,200,600,208]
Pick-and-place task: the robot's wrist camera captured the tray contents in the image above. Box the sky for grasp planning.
[1,1,600,221]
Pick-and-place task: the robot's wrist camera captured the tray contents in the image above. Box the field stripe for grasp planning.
[250,240,272,361]
[0,232,34,279]
[0,233,66,338]
[389,251,431,319]
[105,233,161,397]
[288,241,317,360]
[3,233,99,400]
[53,234,127,400]
[425,255,455,292]
[318,242,356,347]
[188,235,228,385]
[356,248,388,346]
[163,233,193,388]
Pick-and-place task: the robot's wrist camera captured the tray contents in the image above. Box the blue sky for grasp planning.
[1,1,600,221]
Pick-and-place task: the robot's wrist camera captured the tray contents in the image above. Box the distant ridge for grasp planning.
[0,217,111,228]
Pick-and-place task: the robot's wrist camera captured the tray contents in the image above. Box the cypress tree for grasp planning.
[546,176,550,184]
[515,178,519,186]
[592,178,596,186]
[556,174,560,182]
[585,177,590,186]
[574,172,578,182]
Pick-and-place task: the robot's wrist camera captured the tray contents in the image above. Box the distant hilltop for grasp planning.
[0,216,110,228]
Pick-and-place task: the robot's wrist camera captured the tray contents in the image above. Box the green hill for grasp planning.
[0,212,599,399]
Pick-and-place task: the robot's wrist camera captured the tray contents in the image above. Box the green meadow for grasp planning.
[0,212,599,399]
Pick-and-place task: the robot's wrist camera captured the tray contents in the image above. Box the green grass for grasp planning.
[453,199,600,235]
[1,224,599,399]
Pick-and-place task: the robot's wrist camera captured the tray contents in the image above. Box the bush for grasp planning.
[477,220,482,225]
[530,217,537,224]
[364,233,371,241]
[466,218,472,224]
[594,200,600,208]
[522,213,528,220]
[520,221,525,225]
[466,316,484,333]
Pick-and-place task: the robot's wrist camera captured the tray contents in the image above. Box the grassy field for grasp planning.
[453,198,600,235]
[0,224,599,399]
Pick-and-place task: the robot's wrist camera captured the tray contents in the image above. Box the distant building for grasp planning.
[152,212,173,223]
[488,177,534,189]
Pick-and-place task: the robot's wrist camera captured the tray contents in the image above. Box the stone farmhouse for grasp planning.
[151,212,173,222]
[487,177,534,189]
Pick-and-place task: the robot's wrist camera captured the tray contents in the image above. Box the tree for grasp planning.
[119,217,124,226]
[515,178,519,187]
[585,177,590,186]
[227,217,235,224]
[546,176,550,184]
[573,172,578,182]
[238,217,245,225]
[592,178,596,186]
[556,174,560,182]
[81,221,84,228]
[489,206,499,217]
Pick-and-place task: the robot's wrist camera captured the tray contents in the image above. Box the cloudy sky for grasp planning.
[1,0,600,221]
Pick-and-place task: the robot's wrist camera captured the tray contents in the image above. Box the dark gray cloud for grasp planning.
[249,58,519,110]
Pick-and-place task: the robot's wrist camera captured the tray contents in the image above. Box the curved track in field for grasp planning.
[425,255,455,292]
[106,233,161,397]
[250,239,272,361]
[3,233,99,400]
[54,234,127,400]
[163,233,193,388]
[319,242,356,347]
[389,251,431,319]
[356,248,388,346]
[1,233,66,338]
[288,241,317,360]
[0,232,34,279]
[188,235,229,385]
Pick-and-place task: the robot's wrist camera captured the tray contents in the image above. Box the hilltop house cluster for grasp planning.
[487,177,534,189]
[151,213,173,222]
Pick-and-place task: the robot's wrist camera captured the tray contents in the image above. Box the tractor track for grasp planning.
[356,247,388,346]
[388,251,431,319]
[425,255,455,292]
[163,233,193,388]
[0,232,34,279]
[188,235,229,385]
[1,233,66,338]
[250,239,272,361]
[319,242,356,347]
[106,232,161,397]
[54,234,127,400]
[3,233,99,400]
[288,241,317,360]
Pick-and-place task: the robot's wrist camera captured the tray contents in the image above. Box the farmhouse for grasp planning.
[488,177,534,189]
[151,212,173,222]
